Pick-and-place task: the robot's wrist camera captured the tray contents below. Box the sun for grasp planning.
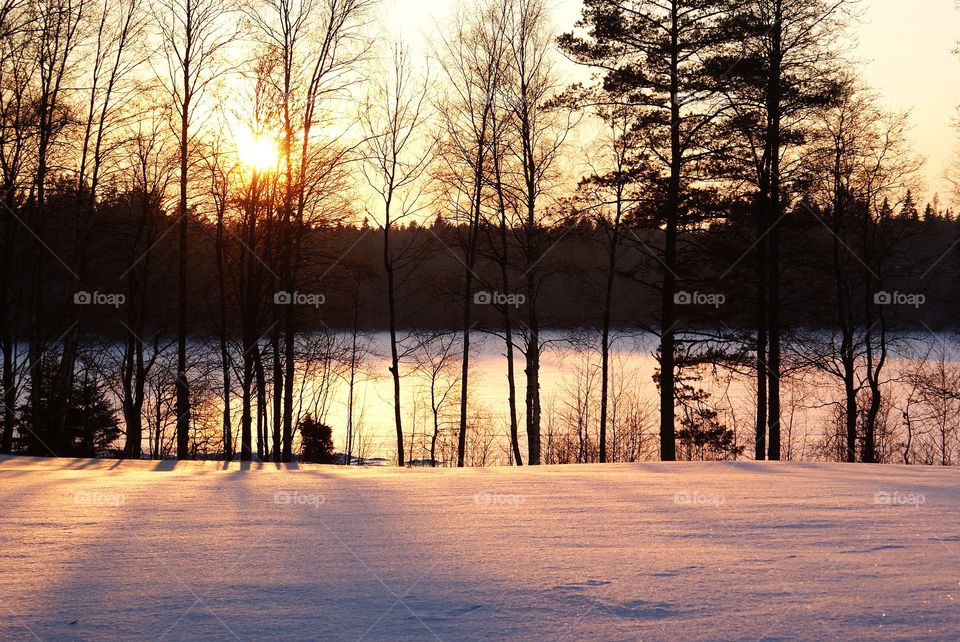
[236,131,279,172]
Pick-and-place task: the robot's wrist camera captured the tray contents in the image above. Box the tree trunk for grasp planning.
[176,75,191,461]
[1,333,12,453]
[524,323,541,465]
[765,2,784,462]
[659,10,681,462]
[755,231,768,461]
[272,327,282,463]
[430,376,440,467]
[523,214,541,465]
[0,209,13,452]
[599,207,622,464]
[861,216,885,464]
[457,141,486,467]
[283,314,294,462]
[767,236,781,461]
[346,298,359,465]
[240,341,254,461]
[494,173,522,466]
[216,209,232,461]
[457,269,473,467]
[121,329,145,459]
[385,221,404,466]
[255,343,267,460]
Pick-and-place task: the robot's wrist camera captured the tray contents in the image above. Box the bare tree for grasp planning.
[721,0,854,461]
[203,136,236,459]
[800,81,922,462]
[904,341,960,465]
[412,331,461,466]
[499,0,570,465]
[154,0,235,459]
[484,86,523,465]
[0,0,34,453]
[360,43,433,466]
[574,108,641,462]
[29,0,88,454]
[55,0,146,455]
[120,110,174,457]
[246,0,371,462]
[435,0,508,467]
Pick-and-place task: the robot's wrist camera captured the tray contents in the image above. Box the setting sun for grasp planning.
[236,131,279,172]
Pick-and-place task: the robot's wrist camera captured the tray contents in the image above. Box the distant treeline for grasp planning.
[7,188,957,339]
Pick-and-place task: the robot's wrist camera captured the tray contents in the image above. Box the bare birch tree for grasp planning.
[360,43,432,466]
[154,0,235,458]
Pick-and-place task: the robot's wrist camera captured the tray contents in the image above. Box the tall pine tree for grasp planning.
[716,0,850,460]
[561,0,739,460]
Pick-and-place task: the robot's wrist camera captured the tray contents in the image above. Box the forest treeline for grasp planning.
[3,200,959,335]
[2,0,960,467]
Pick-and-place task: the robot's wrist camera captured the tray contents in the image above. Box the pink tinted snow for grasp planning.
[0,457,957,641]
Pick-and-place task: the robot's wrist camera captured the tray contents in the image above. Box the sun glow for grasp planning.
[236,131,279,172]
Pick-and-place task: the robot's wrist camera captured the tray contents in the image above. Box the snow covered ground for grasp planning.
[0,457,958,641]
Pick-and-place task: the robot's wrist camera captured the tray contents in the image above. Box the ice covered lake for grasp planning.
[1,456,958,640]
[11,329,960,464]
[103,329,956,464]
[246,330,960,464]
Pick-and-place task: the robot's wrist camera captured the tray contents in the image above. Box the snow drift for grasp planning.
[0,457,957,641]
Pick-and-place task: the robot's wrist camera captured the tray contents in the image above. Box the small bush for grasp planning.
[299,414,335,463]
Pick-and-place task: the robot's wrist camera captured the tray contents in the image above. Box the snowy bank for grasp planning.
[0,457,957,641]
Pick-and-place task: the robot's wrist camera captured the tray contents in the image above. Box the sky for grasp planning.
[856,0,960,204]
[383,0,960,206]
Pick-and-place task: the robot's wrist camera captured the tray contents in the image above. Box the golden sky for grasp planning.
[385,0,960,206]
[857,0,960,205]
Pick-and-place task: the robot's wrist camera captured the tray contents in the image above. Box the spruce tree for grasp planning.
[900,189,918,220]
